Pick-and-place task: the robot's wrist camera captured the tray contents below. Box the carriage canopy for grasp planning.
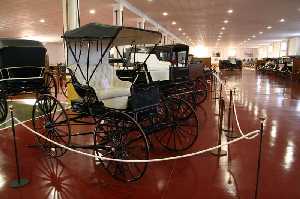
[63,23,162,46]
[0,38,44,50]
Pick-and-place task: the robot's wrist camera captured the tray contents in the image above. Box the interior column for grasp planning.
[62,0,80,64]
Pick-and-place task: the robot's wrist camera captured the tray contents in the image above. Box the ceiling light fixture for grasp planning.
[172,21,176,25]
[182,32,186,35]
[259,31,263,34]
[224,20,229,24]
[252,35,256,38]
[219,32,223,35]
[178,28,182,31]
[227,9,234,14]
[218,35,222,38]
[221,27,226,30]
[248,38,251,41]
[162,12,168,16]
[89,9,96,14]
[39,19,45,23]
[279,18,285,23]
[266,26,272,29]
[217,38,221,41]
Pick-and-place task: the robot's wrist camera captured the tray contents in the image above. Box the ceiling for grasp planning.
[0,0,300,47]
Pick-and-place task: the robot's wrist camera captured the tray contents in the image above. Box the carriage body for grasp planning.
[0,39,47,95]
[0,39,57,122]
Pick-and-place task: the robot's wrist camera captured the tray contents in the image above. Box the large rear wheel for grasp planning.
[43,72,58,98]
[194,78,208,105]
[0,96,8,123]
[155,98,199,152]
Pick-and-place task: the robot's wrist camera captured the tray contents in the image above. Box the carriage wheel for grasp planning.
[94,111,149,182]
[0,96,8,123]
[194,78,208,105]
[44,73,58,98]
[32,95,71,157]
[155,98,199,152]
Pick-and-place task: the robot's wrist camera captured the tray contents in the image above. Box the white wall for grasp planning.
[44,42,65,65]
[208,47,258,60]
[288,37,300,56]
[257,40,288,59]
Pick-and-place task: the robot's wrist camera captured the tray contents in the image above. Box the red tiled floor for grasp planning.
[1,69,300,198]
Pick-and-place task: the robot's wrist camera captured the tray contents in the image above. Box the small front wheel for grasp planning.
[32,95,71,157]
[94,111,149,182]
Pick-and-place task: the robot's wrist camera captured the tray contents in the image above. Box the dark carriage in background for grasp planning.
[116,43,208,106]
[219,59,242,70]
[0,39,57,122]
[31,23,199,182]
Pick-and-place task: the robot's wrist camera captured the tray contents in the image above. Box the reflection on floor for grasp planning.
[1,69,300,198]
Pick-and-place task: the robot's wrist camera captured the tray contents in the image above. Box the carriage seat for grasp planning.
[69,68,131,110]
[132,53,170,81]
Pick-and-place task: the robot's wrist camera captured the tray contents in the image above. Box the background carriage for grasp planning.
[116,43,209,107]
[0,38,57,122]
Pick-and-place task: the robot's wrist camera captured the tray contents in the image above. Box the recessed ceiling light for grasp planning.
[182,32,186,35]
[218,35,222,38]
[227,9,234,14]
[39,19,45,23]
[89,9,96,14]
[162,12,168,16]
[172,21,176,25]
[224,20,229,24]
[219,32,223,35]
[280,18,285,23]
[252,35,256,38]
[266,26,272,29]
[178,28,182,31]
[259,31,263,34]
[217,38,221,41]
[147,0,153,2]
[221,27,226,30]
[248,38,251,41]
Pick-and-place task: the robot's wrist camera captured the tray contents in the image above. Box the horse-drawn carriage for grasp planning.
[116,43,208,107]
[30,23,199,182]
[0,38,57,122]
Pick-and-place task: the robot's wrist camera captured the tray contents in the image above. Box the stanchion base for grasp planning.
[210,149,227,157]
[225,131,240,139]
[10,178,29,188]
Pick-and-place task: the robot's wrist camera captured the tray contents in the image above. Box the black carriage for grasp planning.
[219,58,242,70]
[0,38,57,122]
[32,23,199,182]
[116,43,208,107]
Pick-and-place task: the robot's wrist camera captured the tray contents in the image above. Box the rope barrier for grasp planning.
[0,118,12,127]
[1,73,261,163]
[14,117,259,163]
[212,73,260,140]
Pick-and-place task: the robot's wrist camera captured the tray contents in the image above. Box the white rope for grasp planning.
[0,118,12,127]
[212,73,260,139]
[14,117,260,163]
